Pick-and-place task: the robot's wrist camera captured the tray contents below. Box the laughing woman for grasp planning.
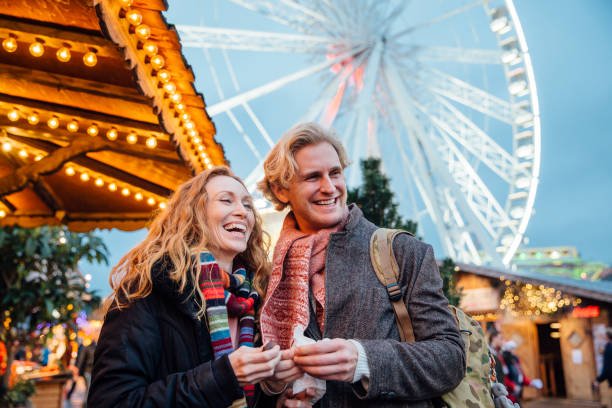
[88,167,281,407]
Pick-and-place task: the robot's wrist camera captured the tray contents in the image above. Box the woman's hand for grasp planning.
[276,387,317,408]
[228,345,281,386]
[272,348,304,383]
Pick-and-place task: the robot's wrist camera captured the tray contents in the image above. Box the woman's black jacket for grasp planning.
[88,260,251,407]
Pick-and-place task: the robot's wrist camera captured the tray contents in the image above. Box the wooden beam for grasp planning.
[32,178,65,212]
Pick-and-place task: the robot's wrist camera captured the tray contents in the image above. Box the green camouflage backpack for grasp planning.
[369,228,495,408]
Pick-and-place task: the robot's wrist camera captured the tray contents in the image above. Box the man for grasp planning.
[258,123,465,407]
[593,328,612,391]
[488,331,505,384]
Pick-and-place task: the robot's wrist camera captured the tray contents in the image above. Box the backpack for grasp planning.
[369,228,498,408]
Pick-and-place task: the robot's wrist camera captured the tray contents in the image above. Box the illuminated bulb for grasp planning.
[95,178,104,187]
[198,145,204,151]
[34,155,43,161]
[56,47,71,62]
[58,237,66,245]
[126,132,138,144]
[147,197,155,206]
[204,157,211,165]
[181,113,190,122]
[145,137,157,148]
[206,163,214,169]
[126,10,142,25]
[47,116,59,129]
[2,142,11,152]
[106,128,118,141]
[7,109,19,122]
[18,149,27,158]
[157,69,171,82]
[29,41,44,57]
[150,54,165,70]
[175,102,185,112]
[135,192,143,201]
[184,121,194,130]
[143,41,157,56]
[170,93,182,103]
[159,202,166,209]
[27,112,39,125]
[83,51,97,67]
[67,120,79,132]
[121,187,130,196]
[108,183,117,191]
[163,82,176,94]
[80,172,90,181]
[87,125,99,137]
[192,137,201,144]
[65,167,76,176]
[0,210,5,218]
[2,37,17,52]
[135,24,151,40]
[188,130,198,138]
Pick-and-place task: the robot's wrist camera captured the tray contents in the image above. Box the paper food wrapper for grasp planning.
[291,326,326,403]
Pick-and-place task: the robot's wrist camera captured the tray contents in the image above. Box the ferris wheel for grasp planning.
[175,0,540,267]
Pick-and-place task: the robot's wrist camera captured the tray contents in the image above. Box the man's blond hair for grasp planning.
[257,122,350,210]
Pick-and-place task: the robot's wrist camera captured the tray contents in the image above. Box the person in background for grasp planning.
[488,331,505,384]
[88,167,309,408]
[593,327,612,391]
[501,341,542,404]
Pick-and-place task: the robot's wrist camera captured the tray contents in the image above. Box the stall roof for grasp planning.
[457,263,612,304]
[0,0,225,231]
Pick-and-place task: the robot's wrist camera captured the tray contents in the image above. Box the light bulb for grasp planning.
[135,192,143,201]
[126,10,142,25]
[159,202,166,209]
[170,93,181,103]
[95,178,104,187]
[2,142,11,152]
[47,116,60,129]
[34,155,43,161]
[2,37,17,52]
[56,47,71,62]
[150,54,164,70]
[108,183,117,191]
[157,69,171,83]
[29,41,44,57]
[163,82,176,94]
[27,112,39,125]
[188,129,198,138]
[147,197,155,206]
[87,125,99,137]
[106,128,118,141]
[0,210,6,218]
[126,133,138,144]
[180,113,190,122]
[83,51,97,67]
[175,102,185,112]
[18,149,28,158]
[146,137,157,148]
[184,121,194,130]
[7,109,19,122]
[65,167,75,176]
[80,172,90,181]
[135,24,151,40]
[121,187,130,196]
[143,41,157,56]
[67,120,79,132]
[192,137,201,145]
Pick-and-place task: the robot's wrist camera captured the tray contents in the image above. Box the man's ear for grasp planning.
[271,184,290,205]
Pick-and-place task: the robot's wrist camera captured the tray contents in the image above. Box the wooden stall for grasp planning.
[0,0,226,231]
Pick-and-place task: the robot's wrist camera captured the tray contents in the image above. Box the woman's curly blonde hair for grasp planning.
[257,122,350,210]
[105,166,270,318]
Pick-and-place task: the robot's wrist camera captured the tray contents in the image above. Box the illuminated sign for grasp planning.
[571,306,600,318]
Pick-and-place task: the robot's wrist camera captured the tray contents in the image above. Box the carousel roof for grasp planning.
[0,0,225,231]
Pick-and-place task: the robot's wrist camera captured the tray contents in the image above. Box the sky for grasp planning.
[86,0,612,296]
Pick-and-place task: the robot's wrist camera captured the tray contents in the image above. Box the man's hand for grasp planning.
[292,338,358,382]
[276,387,317,408]
[228,345,281,386]
[272,348,304,383]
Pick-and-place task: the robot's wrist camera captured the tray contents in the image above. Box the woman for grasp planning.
[88,167,286,407]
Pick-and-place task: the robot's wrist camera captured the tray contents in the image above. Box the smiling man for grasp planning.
[257,123,465,407]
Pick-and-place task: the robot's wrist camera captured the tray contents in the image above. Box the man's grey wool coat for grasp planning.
[303,204,466,408]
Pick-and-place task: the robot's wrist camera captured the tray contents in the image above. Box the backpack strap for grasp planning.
[369,228,415,343]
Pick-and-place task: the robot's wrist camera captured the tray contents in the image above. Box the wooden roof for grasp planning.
[0,0,225,231]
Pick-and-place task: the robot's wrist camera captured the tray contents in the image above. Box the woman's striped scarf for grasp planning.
[198,251,259,408]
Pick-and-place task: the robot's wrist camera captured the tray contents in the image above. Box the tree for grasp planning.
[348,157,461,305]
[347,157,418,235]
[0,225,108,391]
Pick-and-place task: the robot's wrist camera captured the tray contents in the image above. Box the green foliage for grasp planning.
[0,225,109,388]
[347,157,418,235]
[1,380,35,406]
[439,258,463,307]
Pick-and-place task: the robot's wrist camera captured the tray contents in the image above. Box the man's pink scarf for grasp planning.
[259,211,347,349]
